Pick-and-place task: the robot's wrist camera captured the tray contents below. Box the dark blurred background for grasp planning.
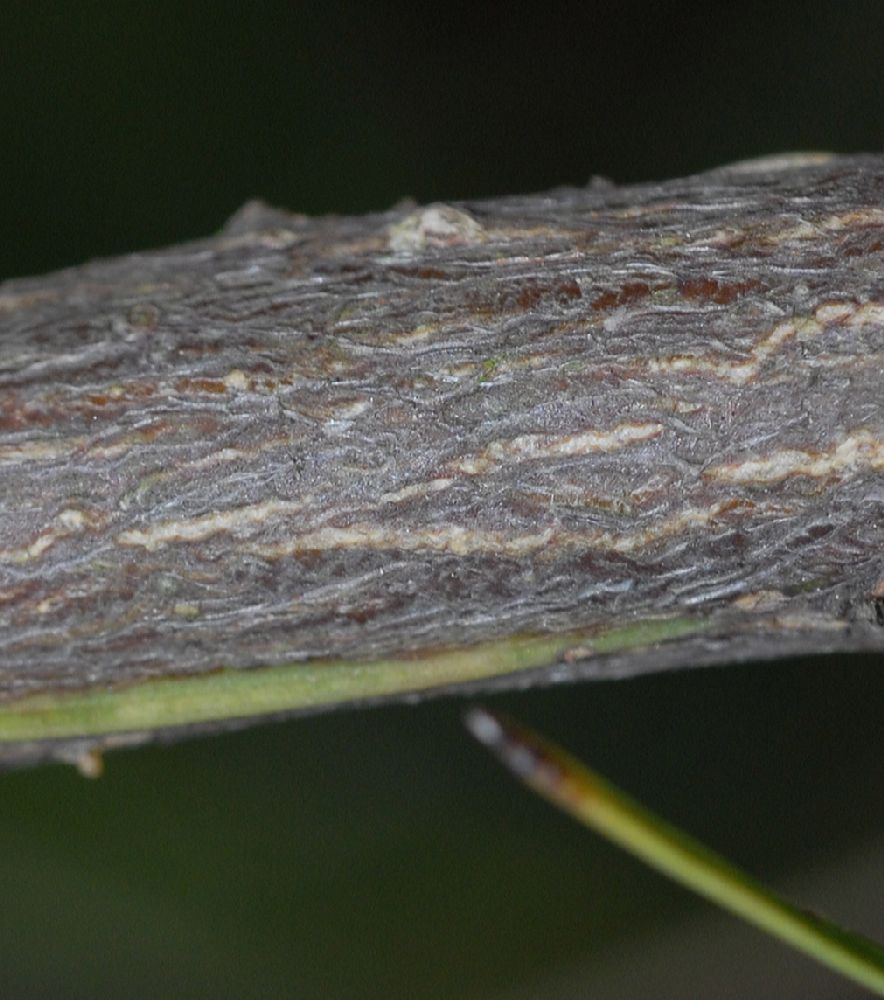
[1,3,882,998]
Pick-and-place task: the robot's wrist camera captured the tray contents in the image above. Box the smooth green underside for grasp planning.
[0,616,707,743]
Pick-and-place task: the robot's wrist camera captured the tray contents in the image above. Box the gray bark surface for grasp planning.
[1,154,882,767]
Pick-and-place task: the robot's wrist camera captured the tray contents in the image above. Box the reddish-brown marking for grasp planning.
[516,279,582,309]
[591,282,651,311]
[804,523,834,541]
[463,279,586,315]
[81,418,174,454]
[0,580,44,606]
[390,265,449,280]
[838,230,884,258]
[174,378,227,395]
[0,396,54,432]
[677,277,761,305]
[517,284,545,309]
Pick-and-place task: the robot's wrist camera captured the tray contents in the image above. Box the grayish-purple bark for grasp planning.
[1,153,882,767]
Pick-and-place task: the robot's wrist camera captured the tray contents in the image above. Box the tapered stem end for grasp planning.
[464,706,569,791]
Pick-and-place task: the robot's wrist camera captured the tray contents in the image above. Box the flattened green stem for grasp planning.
[0,616,704,743]
[465,707,884,996]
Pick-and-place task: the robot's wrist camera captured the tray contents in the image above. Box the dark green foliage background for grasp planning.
[1,4,882,997]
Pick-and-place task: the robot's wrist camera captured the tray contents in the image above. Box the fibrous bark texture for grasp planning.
[0,154,882,768]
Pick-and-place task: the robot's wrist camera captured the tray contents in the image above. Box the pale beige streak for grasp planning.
[0,428,173,466]
[845,302,884,326]
[379,422,662,504]
[115,421,663,548]
[118,499,309,551]
[706,430,884,484]
[0,508,97,564]
[823,207,884,228]
[772,208,884,243]
[0,438,86,464]
[452,421,663,475]
[258,523,558,559]
[814,300,884,327]
[189,447,255,469]
[380,478,455,504]
[253,499,764,560]
[188,435,294,470]
[646,296,884,384]
[647,320,803,384]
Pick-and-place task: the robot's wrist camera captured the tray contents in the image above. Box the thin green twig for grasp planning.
[465,706,884,996]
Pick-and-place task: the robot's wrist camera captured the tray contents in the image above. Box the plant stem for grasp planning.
[465,706,884,996]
